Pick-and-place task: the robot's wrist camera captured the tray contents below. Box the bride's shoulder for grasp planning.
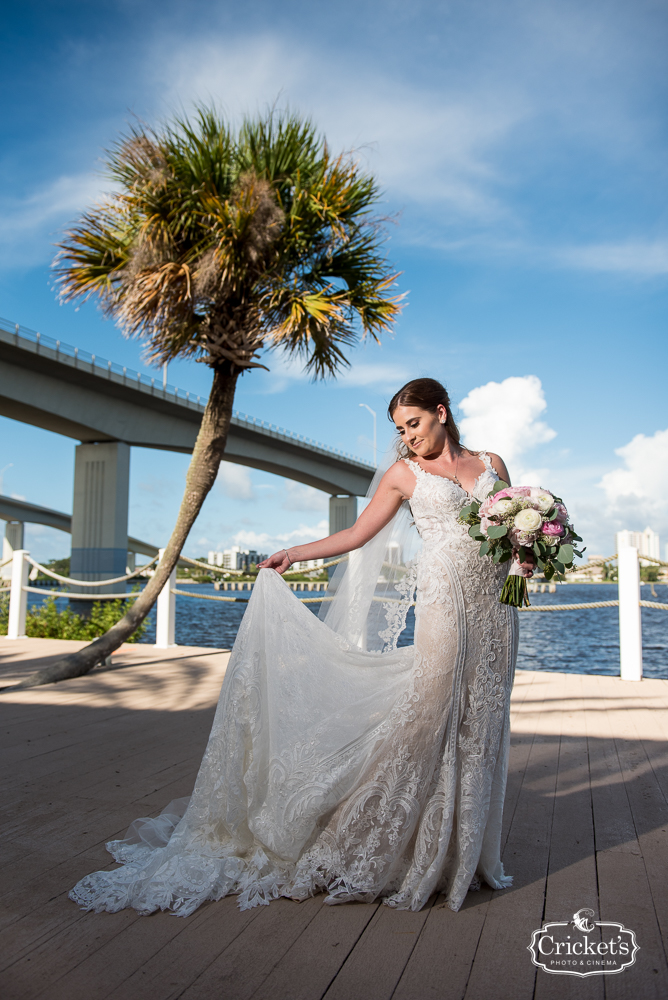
[478,451,510,481]
[380,459,415,490]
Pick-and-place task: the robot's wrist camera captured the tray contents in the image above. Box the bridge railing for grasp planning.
[0,317,372,468]
[3,547,666,681]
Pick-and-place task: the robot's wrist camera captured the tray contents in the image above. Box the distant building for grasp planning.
[290,558,325,572]
[207,547,268,572]
[615,527,660,565]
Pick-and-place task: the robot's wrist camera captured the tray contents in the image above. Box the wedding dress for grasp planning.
[70,452,518,916]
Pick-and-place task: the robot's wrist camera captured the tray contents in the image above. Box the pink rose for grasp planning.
[554,503,569,524]
[493,486,531,501]
[542,520,565,537]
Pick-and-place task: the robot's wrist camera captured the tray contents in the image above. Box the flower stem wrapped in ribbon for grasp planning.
[458,481,585,607]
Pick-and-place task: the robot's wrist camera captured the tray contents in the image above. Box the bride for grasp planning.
[70,377,531,917]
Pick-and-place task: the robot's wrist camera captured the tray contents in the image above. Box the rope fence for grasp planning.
[22,586,141,601]
[3,544,666,679]
[24,554,158,587]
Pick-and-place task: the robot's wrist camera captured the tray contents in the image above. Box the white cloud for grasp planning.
[149,34,526,225]
[458,375,556,482]
[231,519,329,552]
[0,172,111,267]
[599,429,668,533]
[282,482,328,512]
[217,462,255,501]
[556,240,668,277]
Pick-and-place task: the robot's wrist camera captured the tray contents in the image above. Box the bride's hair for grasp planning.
[388,377,464,458]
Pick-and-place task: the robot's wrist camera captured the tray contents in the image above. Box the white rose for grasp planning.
[514,508,543,532]
[489,498,514,516]
[529,489,553,512]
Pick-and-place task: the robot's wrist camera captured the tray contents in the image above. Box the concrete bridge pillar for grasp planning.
[2,521,24,581]
[71,442,130,604]
[329,495,357,536]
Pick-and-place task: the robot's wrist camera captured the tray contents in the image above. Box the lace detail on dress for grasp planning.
[69,447,517,918]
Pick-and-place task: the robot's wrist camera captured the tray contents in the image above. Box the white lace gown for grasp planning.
[70,452,518,917]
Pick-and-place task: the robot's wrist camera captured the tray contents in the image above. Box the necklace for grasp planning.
[424,447,462,486]
[451,449,462,487]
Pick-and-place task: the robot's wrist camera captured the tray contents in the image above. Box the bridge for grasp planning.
[0,319,374,585]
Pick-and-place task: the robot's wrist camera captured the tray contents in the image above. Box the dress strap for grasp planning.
[403,457,425,475]
[477,451,494,472]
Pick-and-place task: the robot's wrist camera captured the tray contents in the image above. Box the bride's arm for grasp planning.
[258,464,409,574]
[487,452,511,485]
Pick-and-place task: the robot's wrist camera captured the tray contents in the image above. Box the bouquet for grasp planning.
[458,481,584,607]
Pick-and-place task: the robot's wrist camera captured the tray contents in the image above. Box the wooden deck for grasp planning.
[1,637,667,1000]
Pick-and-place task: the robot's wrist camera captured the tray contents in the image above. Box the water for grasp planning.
[27,582,668,678]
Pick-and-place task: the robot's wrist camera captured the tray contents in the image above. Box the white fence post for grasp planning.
[618,546,642,681]
[7,549,29,639]
[155,548,176,648]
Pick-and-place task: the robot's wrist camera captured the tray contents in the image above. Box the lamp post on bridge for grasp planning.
[359,404,377,467]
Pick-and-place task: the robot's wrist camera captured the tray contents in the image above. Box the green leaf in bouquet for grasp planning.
[491,480,510,495]
[544,563,554,580]
[558,543,574,565]
[553,559,565,574]
[536,558,546,570]
[468,525,484,540]
[459,504,473,519]
[548,508,560,521]
[493,548,504,563]
[499,549,512,563]
[479,540,490,557]
[533,542,542,557]
[487,524,508,539]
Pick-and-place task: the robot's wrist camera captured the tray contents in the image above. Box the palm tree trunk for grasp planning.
[2,369,239,691]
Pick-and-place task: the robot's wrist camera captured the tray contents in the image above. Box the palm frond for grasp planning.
[54,104,404,378]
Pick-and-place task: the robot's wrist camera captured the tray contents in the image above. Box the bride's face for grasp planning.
[393,404,448,458]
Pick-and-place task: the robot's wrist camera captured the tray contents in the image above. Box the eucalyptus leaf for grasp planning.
[469,525,484,540]
[487,524,508,539]
[499,550,512,563]
[558,543,574,564]
[492,480,509,495]
[479,540,490,557]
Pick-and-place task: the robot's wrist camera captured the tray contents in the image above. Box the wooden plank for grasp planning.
[103,896,266,1000]
[323,896,436,1000]
[173,897,328,1000]
[391,888,493,1000]
[234,901,379,1000]
[34,898,256,1000]
[534,673,602,1000]
[3,906,140,1000]
[462,674,565,1000]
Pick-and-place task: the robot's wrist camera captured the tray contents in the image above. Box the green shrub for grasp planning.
[0,592,147,641]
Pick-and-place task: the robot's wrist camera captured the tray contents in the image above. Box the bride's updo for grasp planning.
[388,377,463,458]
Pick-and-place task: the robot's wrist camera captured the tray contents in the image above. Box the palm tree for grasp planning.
[16,107,402,688]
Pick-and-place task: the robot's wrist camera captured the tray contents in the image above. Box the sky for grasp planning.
[0,0,666,562]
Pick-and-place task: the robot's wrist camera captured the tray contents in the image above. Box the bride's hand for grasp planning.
[516,551,536,578]
[258,550,292,575]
